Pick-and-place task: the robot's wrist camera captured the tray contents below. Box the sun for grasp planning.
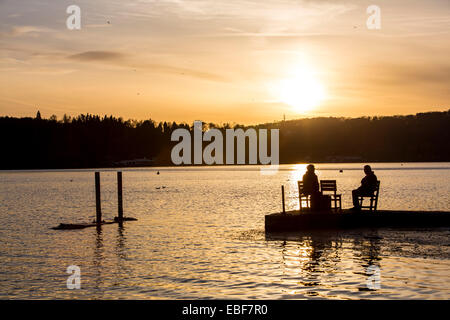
[276,67,325,113]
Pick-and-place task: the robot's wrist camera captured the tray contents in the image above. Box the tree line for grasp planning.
[0,110,448,169]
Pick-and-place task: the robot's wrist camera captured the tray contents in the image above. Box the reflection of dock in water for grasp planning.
[269,229,383,298]
[265,209,450,232]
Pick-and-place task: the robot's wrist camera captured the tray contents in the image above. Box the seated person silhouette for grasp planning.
[351,165,378,210]
[302,164,321,209]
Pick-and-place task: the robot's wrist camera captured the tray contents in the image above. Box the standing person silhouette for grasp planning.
[302,164,321,209]
[351,165,378,210]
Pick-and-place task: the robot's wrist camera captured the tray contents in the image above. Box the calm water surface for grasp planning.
[0,163,449,299]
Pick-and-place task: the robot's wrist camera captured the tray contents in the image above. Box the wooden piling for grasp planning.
[51,170,137,230]
[95,172,102,224]
[281,185,286,214]
[117,171,123,222]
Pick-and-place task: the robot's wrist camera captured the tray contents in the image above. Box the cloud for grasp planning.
[0,25,53,38]
[334,62,450,98]
[68,51,126,62]
[376,64,450,86]
[66,50,227,81]
[140,63,228,82]
[85,23,113,29]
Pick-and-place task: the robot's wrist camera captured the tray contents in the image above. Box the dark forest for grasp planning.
[1,110,449,169]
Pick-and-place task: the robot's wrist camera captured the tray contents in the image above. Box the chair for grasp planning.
[320,180,342,210]
[298,181,311,210]
[358,181,380,211]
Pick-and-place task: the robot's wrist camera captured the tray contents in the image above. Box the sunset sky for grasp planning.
[0,0,449,124]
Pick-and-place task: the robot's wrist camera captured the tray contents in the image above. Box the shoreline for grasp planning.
[1,161,450,172]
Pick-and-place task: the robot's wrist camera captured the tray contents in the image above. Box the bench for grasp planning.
[358,180,380,211]
[298,181,311,210]
[320,180,342,210]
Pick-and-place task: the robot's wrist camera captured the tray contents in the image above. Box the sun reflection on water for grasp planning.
[274,231,389,298]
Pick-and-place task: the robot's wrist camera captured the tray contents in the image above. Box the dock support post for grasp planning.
[117,171,123,222]
[95,172,102,224]
[281,185,286,214]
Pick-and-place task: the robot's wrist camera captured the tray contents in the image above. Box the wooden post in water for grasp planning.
[281,185,286,214]
[95,172,102,224]
[117,171,123,222]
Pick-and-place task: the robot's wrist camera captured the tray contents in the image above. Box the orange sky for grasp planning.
[0,0,449,124]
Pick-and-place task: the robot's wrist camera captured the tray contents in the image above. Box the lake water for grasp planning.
[0,163,449,299]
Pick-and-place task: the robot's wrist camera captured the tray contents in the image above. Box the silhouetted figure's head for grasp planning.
[307,164,315,173]
[364,165,373,175]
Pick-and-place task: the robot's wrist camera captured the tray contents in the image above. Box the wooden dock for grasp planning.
[265,209,450,232]
[52,217,138,230]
